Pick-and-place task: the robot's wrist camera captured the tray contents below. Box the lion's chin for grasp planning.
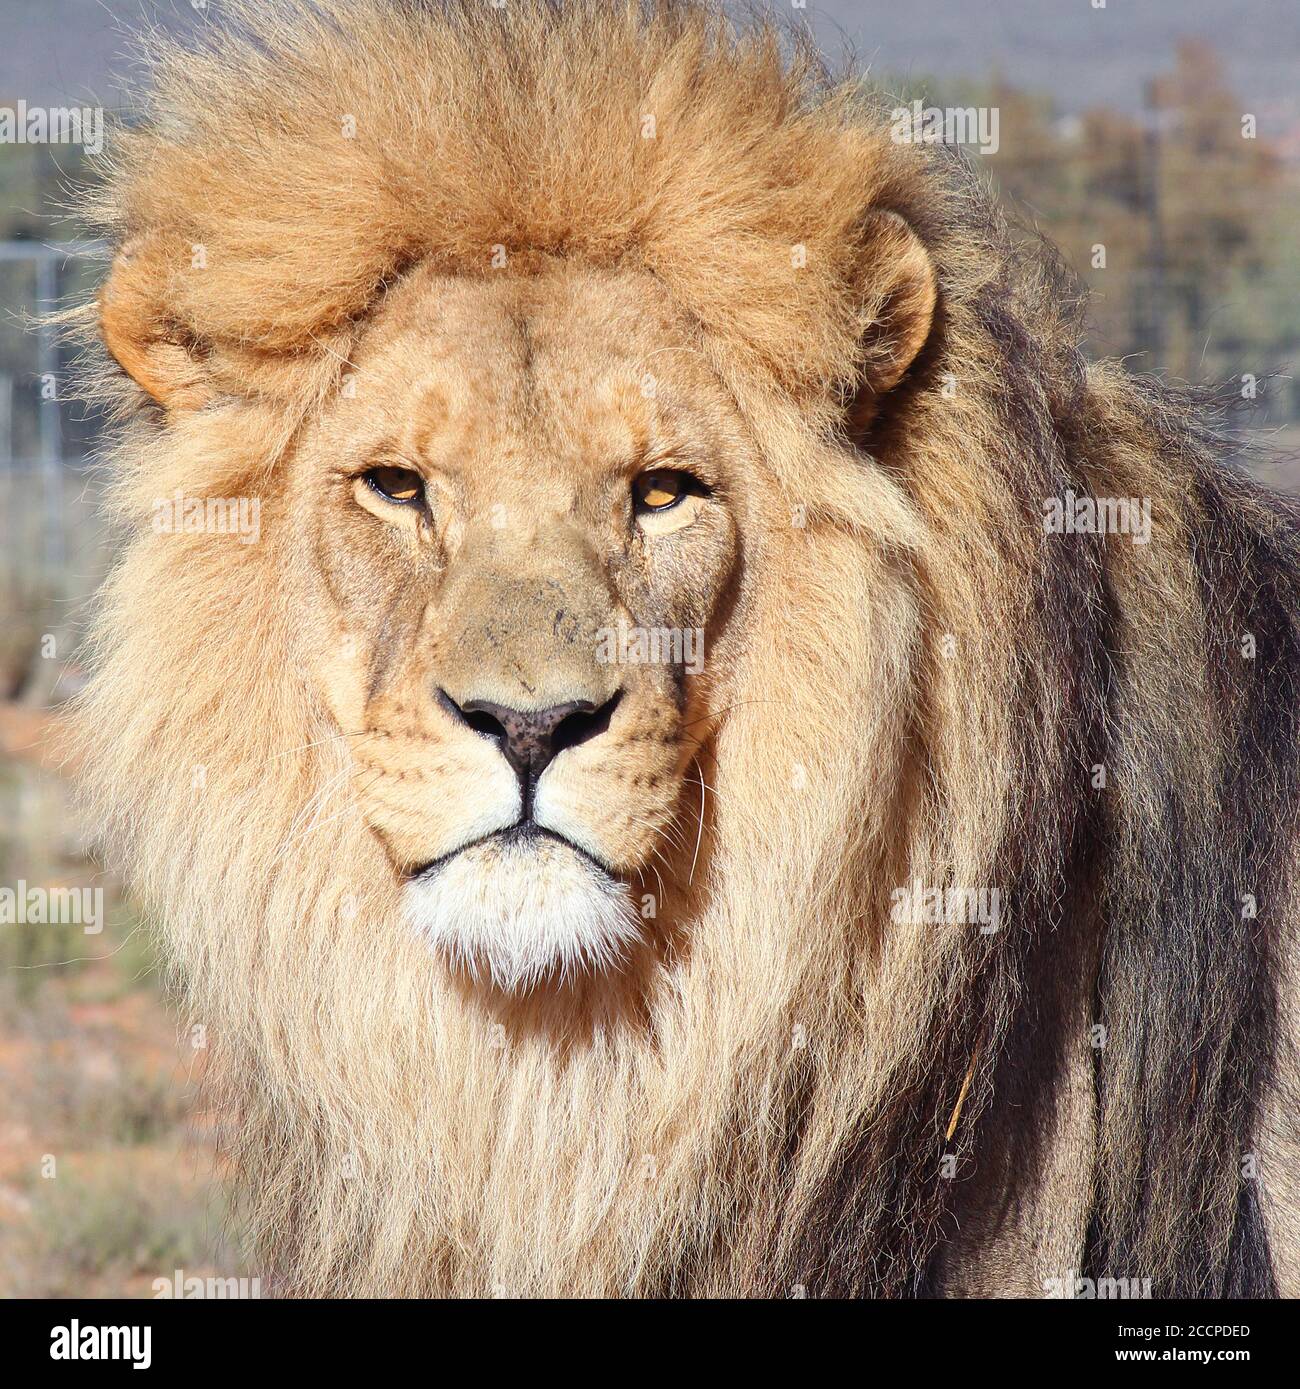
[404,829,641,992]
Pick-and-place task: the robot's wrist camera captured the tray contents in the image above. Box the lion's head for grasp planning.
[73,0,1300,1298]
[287,265,756,990]
[89,1,943,1012]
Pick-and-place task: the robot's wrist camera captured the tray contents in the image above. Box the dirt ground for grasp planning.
[0,704,248,1298]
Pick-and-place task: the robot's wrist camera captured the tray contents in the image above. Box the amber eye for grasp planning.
[633,470,690,513]
[365,466,424,506]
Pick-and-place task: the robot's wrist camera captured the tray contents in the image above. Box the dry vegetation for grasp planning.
[0,706,248,1297]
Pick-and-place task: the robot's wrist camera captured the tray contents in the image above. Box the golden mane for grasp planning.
[72,0,1300,1296]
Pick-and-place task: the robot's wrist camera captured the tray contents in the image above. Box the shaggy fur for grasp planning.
[72,0,1300,1297]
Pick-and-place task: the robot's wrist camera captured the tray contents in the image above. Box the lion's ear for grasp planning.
[848,210,938,428]
[99,233,213,412]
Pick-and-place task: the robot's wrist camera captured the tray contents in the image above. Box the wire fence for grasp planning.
[0,239,108,700]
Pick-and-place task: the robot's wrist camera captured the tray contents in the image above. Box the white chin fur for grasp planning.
[405,835,641,991]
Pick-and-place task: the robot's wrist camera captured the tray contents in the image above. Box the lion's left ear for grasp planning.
[848,210,938,426]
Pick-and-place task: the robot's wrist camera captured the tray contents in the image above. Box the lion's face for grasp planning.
[291,265,749,988]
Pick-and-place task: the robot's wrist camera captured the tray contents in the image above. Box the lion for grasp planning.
[71,0,1300,1298]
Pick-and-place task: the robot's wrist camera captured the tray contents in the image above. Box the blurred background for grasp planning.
[0,0,1297,1296]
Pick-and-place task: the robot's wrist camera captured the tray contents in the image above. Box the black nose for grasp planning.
[438,689,621,808]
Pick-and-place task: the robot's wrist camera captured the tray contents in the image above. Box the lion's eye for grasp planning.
[633,470,690,513]
[365,466,424,506]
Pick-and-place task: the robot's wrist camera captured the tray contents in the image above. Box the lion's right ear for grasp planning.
[99,234,213,412]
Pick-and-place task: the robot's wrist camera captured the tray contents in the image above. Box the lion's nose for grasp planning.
[437,689,622,807]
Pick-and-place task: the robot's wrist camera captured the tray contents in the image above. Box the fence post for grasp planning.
[35,250,64,576]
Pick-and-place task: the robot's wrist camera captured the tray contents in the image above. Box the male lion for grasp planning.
[74,0,1300,1297]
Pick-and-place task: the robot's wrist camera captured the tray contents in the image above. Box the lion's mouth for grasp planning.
[409,821,618,883]
[405,819,640,990]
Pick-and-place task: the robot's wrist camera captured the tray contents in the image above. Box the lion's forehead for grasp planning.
[333,268,718,497]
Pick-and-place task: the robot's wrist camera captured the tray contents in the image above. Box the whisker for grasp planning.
[271,729,377,761]
[688,761,708,886]
[272,768,380,866]
[680,698,778,732]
